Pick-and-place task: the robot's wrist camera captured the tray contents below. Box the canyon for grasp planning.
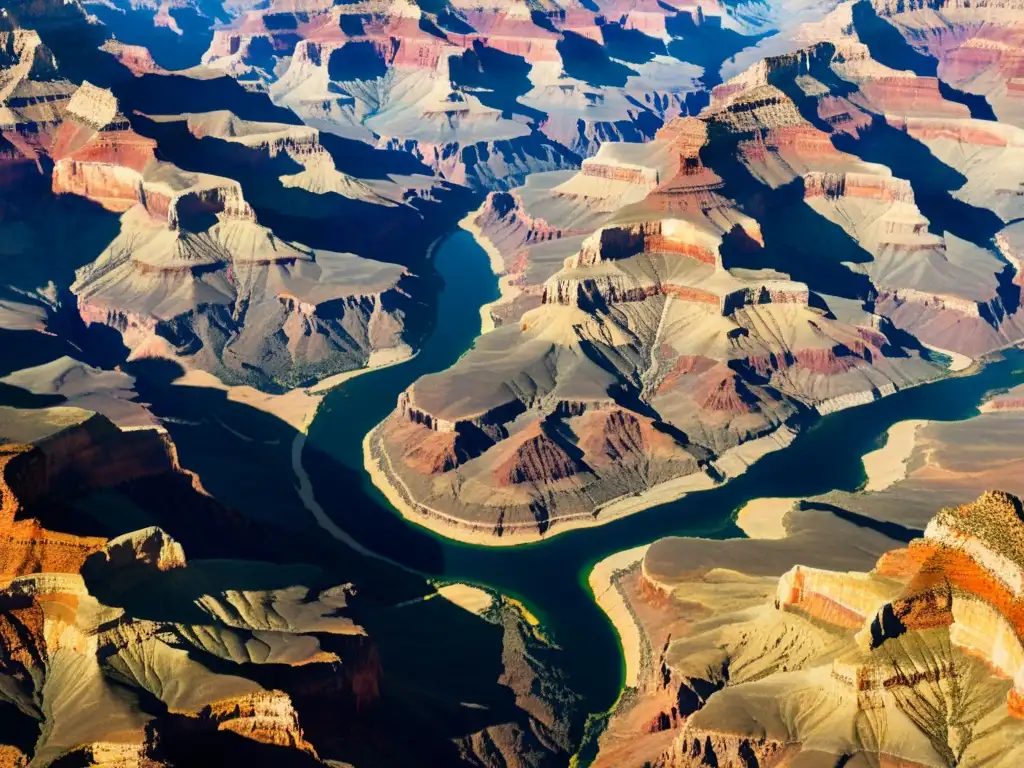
[0,404,580,765]
[370,0,1024,543]
[5,0,1024,764]
[589,361,1024,766]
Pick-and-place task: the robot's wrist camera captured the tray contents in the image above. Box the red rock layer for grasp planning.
[492,423,587,486]
[390,419,463,475]
[0,418,180,579]
[889,116,1016,147]
[817,95,874,136]
[803,172,914,203]
[0,445,106,577]
[693,366,757,413]
[100,41,165,75]
[776,568,868,630]
[859,76,969,117]
[50,116,157,210]
[741,125,842,165]
[581,163,655,185]
[645,235,717,265]
[656,353,718,395]
[576,409,685,468]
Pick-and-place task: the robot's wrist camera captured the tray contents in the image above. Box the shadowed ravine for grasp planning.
[301,229,1024,729]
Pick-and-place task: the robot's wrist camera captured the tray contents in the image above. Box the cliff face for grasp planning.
[0,408,177,578]
[364,0,1024,545]
[372,70,964,541]
[0,403,579,766]
[0,407,337,761]
[598,491,1024,768]
[197,0,738,191]
[1,8,469,391]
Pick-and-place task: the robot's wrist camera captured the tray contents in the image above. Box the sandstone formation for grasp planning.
[367,0,1024,543]
[0,402,580,765]
[194,0,789,189]
[625,491,1024,767]
[590,368,1024,766]
[0,3,468,392]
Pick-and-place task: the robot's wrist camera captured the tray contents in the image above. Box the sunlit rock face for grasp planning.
[0,4,476,391]
[666,491,1024,767]
[583,489,1024,768]
[194,0,778,190]
[44,86,438,392]
[360,0,1024,545]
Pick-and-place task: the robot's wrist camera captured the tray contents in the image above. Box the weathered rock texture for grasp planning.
[592,491,1024,767]
[0,403,579,766]
[369,0,1024,543]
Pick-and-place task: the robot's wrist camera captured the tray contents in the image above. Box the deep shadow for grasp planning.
[600,23,666,65]
[120,73,302,124]
[666,10,769,113]
[799,500,924,543]
[86,3,213,71]
[1,348,577,767]
[852,0,997,120]
[448,42,545,123]
[128,112,477,261]
[869,602,908,647]
[328,41,388,81]
[557,30,636,88]
[765,45,1007,253]
[701,123,876,300]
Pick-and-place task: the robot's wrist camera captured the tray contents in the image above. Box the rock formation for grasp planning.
[589,372,1024,766]
[194,0,779,189]
[639,491,1024,767]
[367,0,1024,543]
[0,402,581,766]
[1,4,468,391]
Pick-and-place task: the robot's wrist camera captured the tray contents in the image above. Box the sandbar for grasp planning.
[589,545,650,689]
[435,583,494,615]
[735,497,797,540]
[920,341,973,372]
[861,419,928,492]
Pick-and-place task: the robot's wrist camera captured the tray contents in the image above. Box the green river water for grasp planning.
[5,227,1022,744]
[303,229,1024,722]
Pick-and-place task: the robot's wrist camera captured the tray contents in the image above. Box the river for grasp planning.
[4,226,1022,743]
[304,228,1024,723]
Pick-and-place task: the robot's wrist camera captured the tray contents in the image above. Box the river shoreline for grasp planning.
[861,418,928,492]
[364,417,820,547]
[458,206,521,335]
[171,348,416,436]
[298,219,1024,738]
[588,546,650,690]
[365,419,741,547]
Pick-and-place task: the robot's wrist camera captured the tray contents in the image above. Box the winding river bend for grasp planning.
[304,228,1024,720]
[6,226,1020,736]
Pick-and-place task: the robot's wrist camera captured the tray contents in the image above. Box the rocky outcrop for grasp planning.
[200,692,318,754]
[777,564,895,630]
[49,83,159,212]
[596,492,1024,766]
[804,171,915,203]
[492,423,588,487]
[663,730,785,768]
[569,221,721,270]
[0,408,177,518]
[880,287,989,319]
